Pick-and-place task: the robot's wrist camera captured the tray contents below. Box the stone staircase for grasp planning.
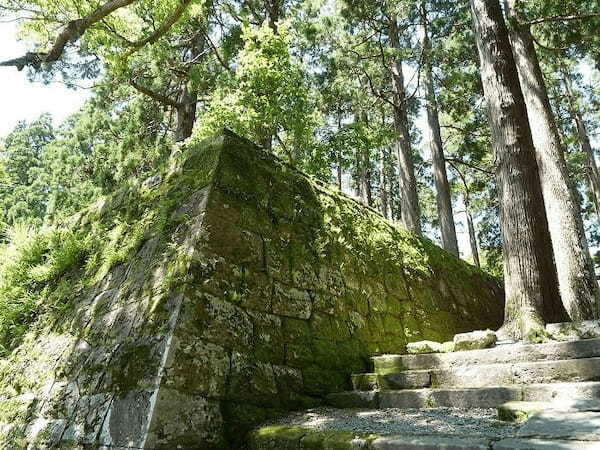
[249,323,600,449]
[330,337,600,410]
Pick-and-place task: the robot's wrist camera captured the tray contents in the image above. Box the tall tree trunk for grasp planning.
[265,0,281,32]
[358,152,372,206]
[389,179,397,222]
[258,0,281,149]
[360,112,372,206]
[174,31,207,142]
[388,17,422,235]
[380,147,389,218]
[504,0,599,321]
[561,66,600,221]
[175,83,197,142]
[469,0,568,339]
[421,4,459,256]
[336,158,343,191]
[464,195,481,268]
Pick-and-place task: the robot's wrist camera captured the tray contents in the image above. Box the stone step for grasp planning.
[498,399,600,423]
[248,426,599,449]
[355,356,600,390]
[327,381,600,409]
[373,337,600,374]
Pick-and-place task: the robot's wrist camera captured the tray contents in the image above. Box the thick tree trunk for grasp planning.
[561,67,600,221]
[175,84,197,142]
[504,0,599,321]
[389,18,422,235]
[421,8,459,256]
[469,0,568,339]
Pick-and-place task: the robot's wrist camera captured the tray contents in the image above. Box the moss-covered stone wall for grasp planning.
[0,131,503,449]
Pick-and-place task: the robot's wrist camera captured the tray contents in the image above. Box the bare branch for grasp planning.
[202,29,231,72]
[445,157,494,175]
[527,13,600,26]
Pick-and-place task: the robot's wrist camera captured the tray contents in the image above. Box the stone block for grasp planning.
[272,284,312,319]
[327,391,380,409]
[379,371,431,390]
[494,438,600,449]
[407,341,443,354]
[372,435,491,449]
[453,329,497,351]
[518,411,600,441]
[430,386,522,408]
[523,381,600,402]
[379,390,431,409]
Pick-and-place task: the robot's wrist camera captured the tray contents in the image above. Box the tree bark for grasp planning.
[380,147,389,219]
[421,5,459,256]
[388,17,422,235]
[503,0,599,321]
[469,0,568,339]
[561,66,600,221]
[174,83,198,142]
[464,195,481,268]
[336,159,343,191]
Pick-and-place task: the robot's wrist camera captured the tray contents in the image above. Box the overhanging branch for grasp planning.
[125,0,193,58]
[0,0,137,70]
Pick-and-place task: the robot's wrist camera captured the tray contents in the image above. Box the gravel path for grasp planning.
[265,407,521,439]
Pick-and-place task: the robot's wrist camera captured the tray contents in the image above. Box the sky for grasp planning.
[0,23,90,138]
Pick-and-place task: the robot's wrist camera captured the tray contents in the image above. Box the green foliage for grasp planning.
[197,22,320,164]
[0,224,89,354]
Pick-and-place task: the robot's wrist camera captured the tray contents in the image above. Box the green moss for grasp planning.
[0,130,504,449]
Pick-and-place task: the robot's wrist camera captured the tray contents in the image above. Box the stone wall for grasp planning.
[0,131,504,449]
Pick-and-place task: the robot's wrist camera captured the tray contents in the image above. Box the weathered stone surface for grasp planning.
[327,391,380,409]
[498,401,546,423]
[429,387,522,408]
[440,341,455,353]
[546,320,600,341]
[453,329,497,351]
[373,338,600,372]
[518,411,600,441]
[431,363,513,388]
[351,374,379,391]
[494,438,600,449]
[372,435,491,449]
[512,358,600,385]
[498,399,600,423]
[378,371,431,390]
[0,131,505,449]
[523,382,600,402]
[407,341,443,354]
[379,390,431,409]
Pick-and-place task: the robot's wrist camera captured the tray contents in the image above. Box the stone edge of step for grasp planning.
[357,356,600,390]
[372,337,600,373]
[248,425,598,449]
[327,382,600,410]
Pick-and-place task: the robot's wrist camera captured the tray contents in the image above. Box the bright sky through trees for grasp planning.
[0,23,89,138]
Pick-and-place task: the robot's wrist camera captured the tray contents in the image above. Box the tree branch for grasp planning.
[445,157,494,175]
[527,13,600,26]
[125,0,193,57]
[0,0,137,70]
[129,78,182,108]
